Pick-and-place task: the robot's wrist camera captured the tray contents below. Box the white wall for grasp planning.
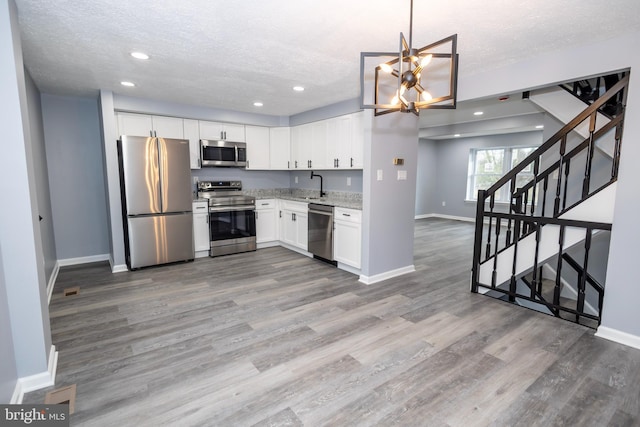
[42,94,110,260]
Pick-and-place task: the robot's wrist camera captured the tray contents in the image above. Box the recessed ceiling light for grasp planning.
[454,134,461,137]
[473,111,483,116]
[293,86,305,92]
[535,125,544,129]
[253,102,263,107]
[130,52,149,60]
[120,81,135,87]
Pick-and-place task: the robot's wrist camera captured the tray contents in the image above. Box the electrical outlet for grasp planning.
[295,176,298,183]
[442,201,446,207]
[377,169,383,181]
[347,177,351,186]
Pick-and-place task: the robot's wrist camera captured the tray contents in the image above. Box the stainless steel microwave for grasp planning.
[200,140,247,167]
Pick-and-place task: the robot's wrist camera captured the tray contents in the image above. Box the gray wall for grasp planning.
[289,169,363,193]
[0,245,17,402]
[415,139,438,216]
[417,131,543,219]
[0,0,52,386]
[24,70,57,282]
[362,111,419,278]
[42,94,110,260]
[192,168,290,193]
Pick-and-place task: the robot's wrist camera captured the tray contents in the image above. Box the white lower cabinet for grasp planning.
[279,200,308,251]
[255,199,278,244]
[333,207,362,269]
[193,201,209,256]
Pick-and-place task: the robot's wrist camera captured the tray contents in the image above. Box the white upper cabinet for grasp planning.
[183,119,201,169]
[245,126,270,170]
[199,120,245,142]
[291,123,313,170]
[152,116,185,139]
[326,115,352,169]
[117,113,184,139]
[269,127,291,170]
[310,120,328,169]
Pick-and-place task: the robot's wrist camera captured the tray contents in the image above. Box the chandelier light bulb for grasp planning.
[380,63,393,73]
[420,54,433,67]
[422,91,433,101]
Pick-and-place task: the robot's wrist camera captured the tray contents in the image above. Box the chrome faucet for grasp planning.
[310,171,326,198]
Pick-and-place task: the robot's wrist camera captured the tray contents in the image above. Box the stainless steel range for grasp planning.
[197,180,256,257]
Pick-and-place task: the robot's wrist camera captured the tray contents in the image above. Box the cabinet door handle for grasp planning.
[342,213,351,217]
[247,160,249,168]
[350,157,354,168]
[293,213,296,221]
[279,210,282,218]
[295,160,298,168]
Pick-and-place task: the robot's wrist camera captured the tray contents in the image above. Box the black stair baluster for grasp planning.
[471,189,486,293]
[530,159,539,217]
[577,228,592,322]
[491,218,501,288]
[554,135,567,216]
[553,225,565,317]
[531,222,542,299]
[562,159,571,212]
[509,231,519,303]
[485,194,495,261]
[506,178,516,246]
[541,176,549,218]
[582,112,598,198]
[611,122,623,180]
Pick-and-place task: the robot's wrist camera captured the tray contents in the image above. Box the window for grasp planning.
[467,146,537,201]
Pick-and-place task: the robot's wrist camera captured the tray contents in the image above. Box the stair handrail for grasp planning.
[471,74,629,327]
[512,113,624,200]
[483,75,628,197]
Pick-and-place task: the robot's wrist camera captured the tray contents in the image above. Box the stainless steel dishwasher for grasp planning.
[308,203,336,263]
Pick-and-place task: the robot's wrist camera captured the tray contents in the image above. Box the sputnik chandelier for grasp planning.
[360,0,459,116]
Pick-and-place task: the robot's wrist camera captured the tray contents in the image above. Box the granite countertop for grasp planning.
[244,188,362,210]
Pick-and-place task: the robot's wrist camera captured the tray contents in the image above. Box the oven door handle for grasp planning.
[208,205,256,212]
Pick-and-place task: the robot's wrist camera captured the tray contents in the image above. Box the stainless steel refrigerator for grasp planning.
[118,135,194,269]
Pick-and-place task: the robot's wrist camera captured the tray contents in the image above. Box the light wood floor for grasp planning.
[25,218,640,426]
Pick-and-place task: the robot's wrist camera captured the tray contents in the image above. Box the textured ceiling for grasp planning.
[14,0,640,117]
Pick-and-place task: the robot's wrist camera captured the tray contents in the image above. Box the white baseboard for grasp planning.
[596,326,640,350]
[58,253,109,267]
[47,261,60,305]
[10,380,22,404]
[415,213,475,223]
[13,345,58,404]
[108,254,129,273]
[359,265,416,285]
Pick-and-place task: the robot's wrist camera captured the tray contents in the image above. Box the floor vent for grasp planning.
[63,287,80,297]
[45,384,77,414]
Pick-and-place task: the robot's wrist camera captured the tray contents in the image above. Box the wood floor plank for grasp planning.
[21,219,640,426]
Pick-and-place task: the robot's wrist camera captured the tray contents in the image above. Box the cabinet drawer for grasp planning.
[334,207,361,223]
[256,199,276,210]
[192,201,208,212]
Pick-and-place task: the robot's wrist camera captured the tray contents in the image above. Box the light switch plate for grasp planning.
[397,170,407,180]
[347,177,351,186]
[377,169,383,181]
[295,176,298,183]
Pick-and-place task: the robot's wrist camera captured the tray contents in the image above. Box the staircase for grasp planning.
[471,75,629,327]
